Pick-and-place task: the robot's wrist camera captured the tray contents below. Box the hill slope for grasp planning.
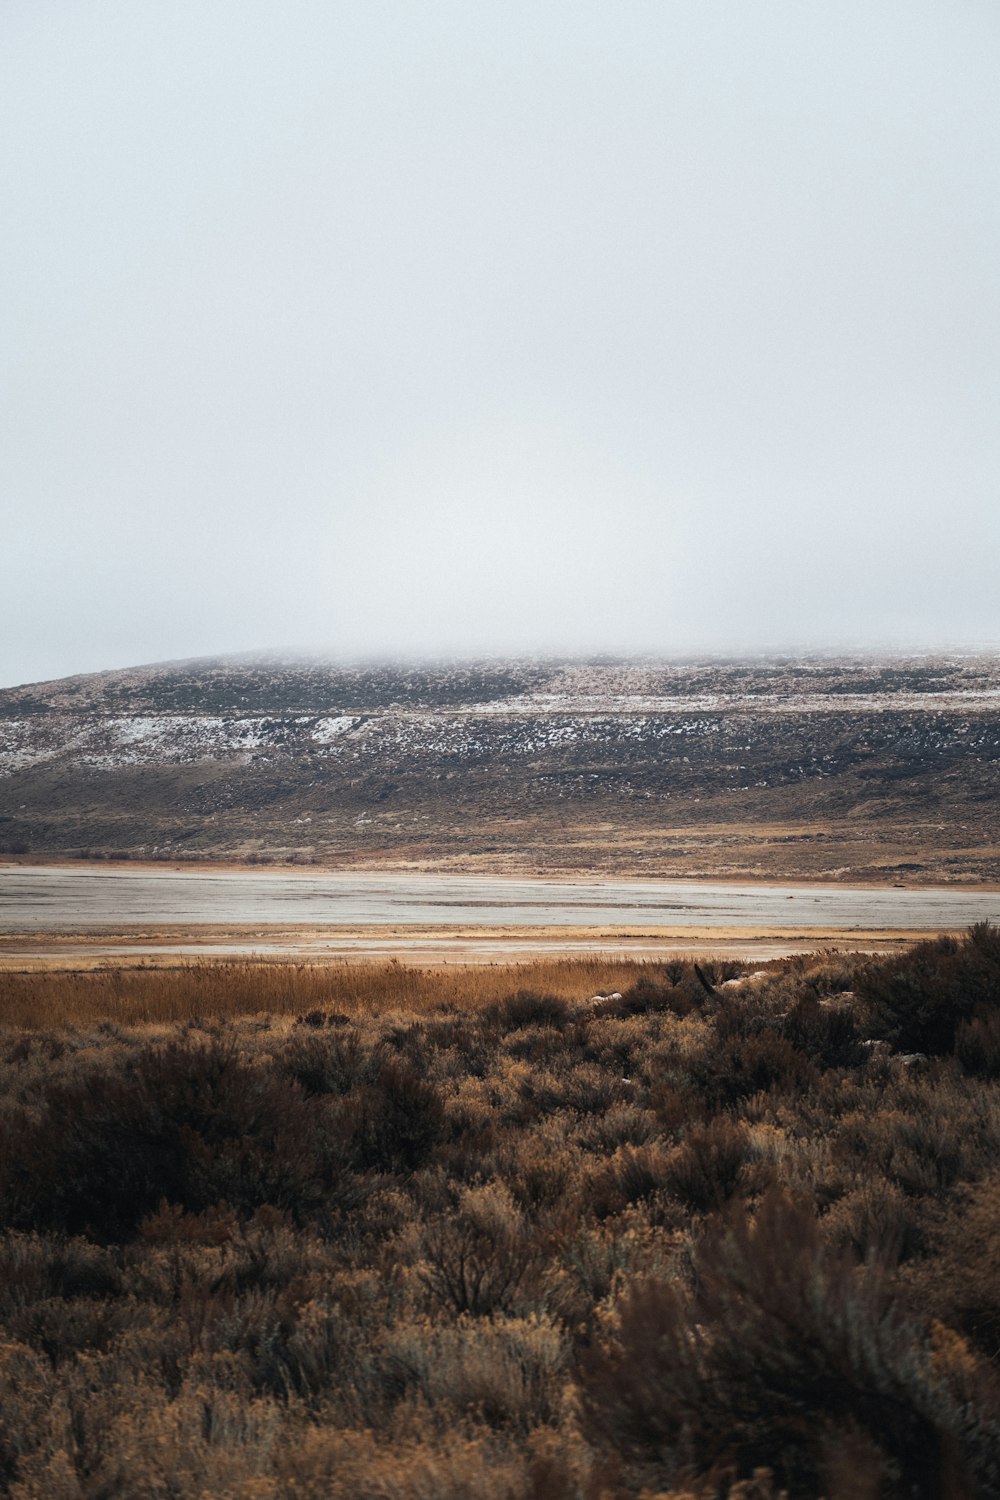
[2,653,1000,881]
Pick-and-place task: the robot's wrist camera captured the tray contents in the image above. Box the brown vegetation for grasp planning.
[2,931,1000,1496]
[0,956,702,1029]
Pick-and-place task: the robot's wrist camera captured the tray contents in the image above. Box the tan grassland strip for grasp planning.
[0,947,879,1029]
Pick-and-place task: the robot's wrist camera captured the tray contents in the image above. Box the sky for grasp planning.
[2,1,999,688]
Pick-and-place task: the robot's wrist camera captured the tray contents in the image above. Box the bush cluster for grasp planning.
[2,931,1000,1497]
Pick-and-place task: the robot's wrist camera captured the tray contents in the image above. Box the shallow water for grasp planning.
[2,865,999,933]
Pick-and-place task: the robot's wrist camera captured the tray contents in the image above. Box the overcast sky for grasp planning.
[2,2,999,687]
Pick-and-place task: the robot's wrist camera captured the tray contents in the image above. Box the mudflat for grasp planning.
[2,864,998,965]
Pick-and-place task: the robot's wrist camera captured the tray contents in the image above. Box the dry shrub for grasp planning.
[859,922,1000,1057]
[609,975,701,1018]
[418,1183,548,1317]
[680,1031,817,1113]
[580,1189,1000,1498]
[640,1475,789,1500]
[0,1232,122,1313]
[520,1060,627,1117]
[3,936,1000,1497]
[4,1291,144,1370]
[435,1103,501,1186]
[0,1340,55,1491]
[834,1103,967,1199]
[905,1172,1000,1361]
[345,1057,447,1174]
[660,1118,752,1214]
[0,1042,345,1239]
[482,991,572,1031]
[779,995,863,1070]
[822,1180,923,1267]
[501,1133,580,1214]
[574,1102,658,1155]
[418,1016,497,1078]
[0,1358,286,1500]
[276,1426,573,1500]
[0,1031,449,1243]
[281,1030,376,1095]
[586,1144,674,1220]
[378,1313,568,1432]
[955,1009,1000,1079]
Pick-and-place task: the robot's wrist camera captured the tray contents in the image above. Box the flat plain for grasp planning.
[2,863,999,967]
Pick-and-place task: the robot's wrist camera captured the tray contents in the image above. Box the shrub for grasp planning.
[906,1173,1000,1362]
[346,1057,447,1173]
[684,1031,817,1111]
[377,1313,569,1433]
[834,1102,967,1198]
[580,1189,1000,1497]
[281,1030,379,1095]
[586,1145,674,1220]
[501,1134,579,1213]
[418,1183,547,1317]
[859,923,1000,1056]
[0,1340,53,1491]
[0,1232,123,1313]
[955,1009,1000,1078]
[482,991,572,1031]
[611,976,700,1017]
[4,938,1000,1497]
[779,995,864,1070]
[822,1180,923,1267]
[660,1118,752,1214]
[0,1042,344,1239]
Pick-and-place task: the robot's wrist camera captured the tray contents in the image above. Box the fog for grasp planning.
[2,2,999,688]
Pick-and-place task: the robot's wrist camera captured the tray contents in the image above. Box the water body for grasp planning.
[2,865,999,934]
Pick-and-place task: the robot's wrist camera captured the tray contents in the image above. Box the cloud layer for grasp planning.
[3,2,999,685]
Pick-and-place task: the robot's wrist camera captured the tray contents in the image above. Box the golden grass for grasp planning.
[0,955,683,1029]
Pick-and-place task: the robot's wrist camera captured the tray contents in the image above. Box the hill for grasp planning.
[2,652,1000,881]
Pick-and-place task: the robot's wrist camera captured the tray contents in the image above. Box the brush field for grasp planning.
[3,931,1000,1496]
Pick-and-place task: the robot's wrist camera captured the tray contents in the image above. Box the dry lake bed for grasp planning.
[2,864,999,965]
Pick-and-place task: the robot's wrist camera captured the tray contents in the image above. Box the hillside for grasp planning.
[2,653,1000,881]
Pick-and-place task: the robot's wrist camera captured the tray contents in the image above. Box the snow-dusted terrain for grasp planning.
[2,653,999,881]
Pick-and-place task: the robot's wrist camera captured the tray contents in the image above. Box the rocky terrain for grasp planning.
[2,653,1000,881]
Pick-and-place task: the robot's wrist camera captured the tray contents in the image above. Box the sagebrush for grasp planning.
[2,935,1000,1497]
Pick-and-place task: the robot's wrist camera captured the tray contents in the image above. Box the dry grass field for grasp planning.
[0,956,668,1030]
[3,930,1000,1496]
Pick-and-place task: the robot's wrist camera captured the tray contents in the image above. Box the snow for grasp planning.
[2,666,1000,777]
[311,716,362,743]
